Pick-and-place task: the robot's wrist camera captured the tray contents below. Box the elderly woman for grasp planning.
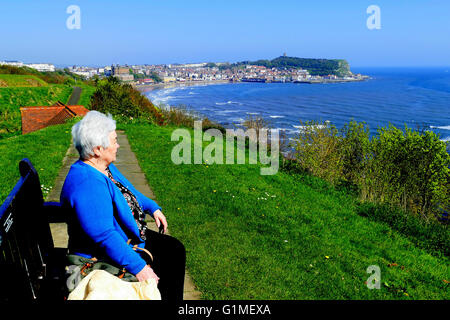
[61,111,185,301]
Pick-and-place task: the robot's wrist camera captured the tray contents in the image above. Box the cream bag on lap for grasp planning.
[68,270,161,300]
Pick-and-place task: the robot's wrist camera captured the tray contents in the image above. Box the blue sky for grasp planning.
[0,0,449,67]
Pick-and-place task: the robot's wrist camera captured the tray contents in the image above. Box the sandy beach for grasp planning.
[133,79,230,94]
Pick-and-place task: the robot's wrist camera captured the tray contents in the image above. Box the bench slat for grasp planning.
[0,158,67,301]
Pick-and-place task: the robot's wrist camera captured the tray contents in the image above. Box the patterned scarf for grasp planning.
[106,167,147,240]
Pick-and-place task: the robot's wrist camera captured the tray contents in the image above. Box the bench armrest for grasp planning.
[43,202,67,223]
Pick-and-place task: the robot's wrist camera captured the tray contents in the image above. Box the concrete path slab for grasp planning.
[47,130,201,300]
[67,86,82,105]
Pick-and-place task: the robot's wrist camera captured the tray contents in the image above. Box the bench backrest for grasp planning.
[0,159,55,301]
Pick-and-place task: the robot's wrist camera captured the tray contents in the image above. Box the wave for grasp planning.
[269,115,285,118]
[275,127,299,135]
[146,86,190,105]
[214,109,242,115]
[292,122,331,132]
[147,95,174,106]
[293,124,327,130]
[430,125,450,130]
[216,101,242,105]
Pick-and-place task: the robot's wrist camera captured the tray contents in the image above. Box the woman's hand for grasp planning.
[136,265,159,283]
[153,209,168,233]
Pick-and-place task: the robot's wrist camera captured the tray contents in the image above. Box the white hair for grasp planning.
[71,111,116,160]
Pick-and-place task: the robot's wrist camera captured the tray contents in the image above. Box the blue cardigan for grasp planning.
[60,160,162,275]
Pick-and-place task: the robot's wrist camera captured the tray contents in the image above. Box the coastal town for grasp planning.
[0,59,369,86]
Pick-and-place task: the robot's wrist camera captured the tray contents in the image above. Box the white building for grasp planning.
[0,60,25,67]
[26,63,55,72]
[181,63,207,68]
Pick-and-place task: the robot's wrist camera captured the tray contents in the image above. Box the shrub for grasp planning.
[364,125,450,220]
[290,120,343,184]
[90,76,164,125]
[241,114,271,140]
[158,103,225,134]
[158,104,199,128]
[288,119,450,223]
[338,120,371,186]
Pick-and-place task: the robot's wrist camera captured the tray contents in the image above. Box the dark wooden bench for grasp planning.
[0,159,68,301]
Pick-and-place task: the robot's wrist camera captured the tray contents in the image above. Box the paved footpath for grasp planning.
[47,130,201,300]
[67,86,82,105]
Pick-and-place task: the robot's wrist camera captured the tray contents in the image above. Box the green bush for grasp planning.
[158,104,199,128]
[290,120,343,184]
[89,76,164,125]
[339,120,371,186]
[289,120,450,223]
[365,125,449,220]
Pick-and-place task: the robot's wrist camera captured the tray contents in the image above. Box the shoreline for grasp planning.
[134,77,450,145]
[133,76,370,94]
[133,80,230,93]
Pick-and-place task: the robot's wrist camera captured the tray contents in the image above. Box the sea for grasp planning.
[143,67,450,142]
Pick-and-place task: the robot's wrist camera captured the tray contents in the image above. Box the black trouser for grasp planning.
[142,229,186,301]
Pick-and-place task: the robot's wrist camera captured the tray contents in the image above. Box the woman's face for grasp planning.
[99,131,120,165]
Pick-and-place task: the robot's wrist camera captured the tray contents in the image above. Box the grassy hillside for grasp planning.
[0,85,74,138]
[0,122,73,203]
[0,74,48,87]
[0,65,97,138]
[122,123,449,300]
[0,65,86,85]
[0,115,447,299]
[0,74,445,300]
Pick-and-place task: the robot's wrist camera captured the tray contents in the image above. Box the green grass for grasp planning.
[0,85,74,138]
[0,122,73,203]
[0,115,446,299]
[122,123,449,300]
[0,74,48,87]
[77,84,96,109]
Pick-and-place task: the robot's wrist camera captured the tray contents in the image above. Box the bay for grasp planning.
[144,67,450,142]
